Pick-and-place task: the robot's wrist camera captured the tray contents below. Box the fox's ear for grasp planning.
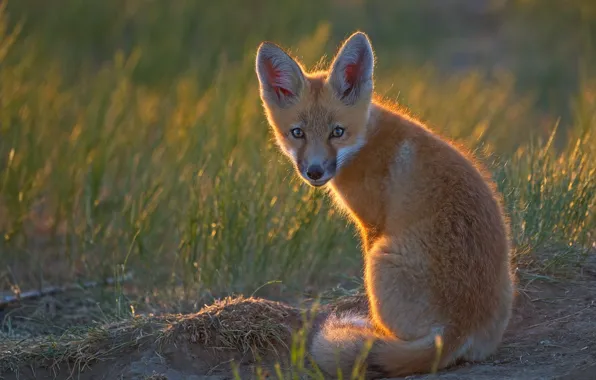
[328,32,374,106]
[256,42,305,108]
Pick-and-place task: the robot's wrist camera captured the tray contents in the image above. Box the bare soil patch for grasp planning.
[1,264,595,380]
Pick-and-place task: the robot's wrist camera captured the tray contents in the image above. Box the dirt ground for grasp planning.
[1,262,595,380]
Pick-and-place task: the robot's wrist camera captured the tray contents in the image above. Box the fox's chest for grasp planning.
[329,172,389,232]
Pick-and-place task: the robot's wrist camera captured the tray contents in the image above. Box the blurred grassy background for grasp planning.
[0,0,594,313]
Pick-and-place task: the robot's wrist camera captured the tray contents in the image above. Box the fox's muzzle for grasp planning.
[306,165,324,180]
[298,158,336,187]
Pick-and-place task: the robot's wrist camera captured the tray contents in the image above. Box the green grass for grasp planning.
[0,0,595,377]
[0,0,595,304]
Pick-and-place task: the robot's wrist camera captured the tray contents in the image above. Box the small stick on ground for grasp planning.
[0,272,134,309]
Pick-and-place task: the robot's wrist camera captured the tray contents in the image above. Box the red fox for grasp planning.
[255,31,514,378]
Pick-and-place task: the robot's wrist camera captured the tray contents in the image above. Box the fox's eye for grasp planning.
[330,126,345,138]
[290,127,305,139]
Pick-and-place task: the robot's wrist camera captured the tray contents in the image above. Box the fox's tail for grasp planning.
[310,313,466,379]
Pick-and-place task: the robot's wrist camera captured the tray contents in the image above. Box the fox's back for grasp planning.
[331,101,511,324]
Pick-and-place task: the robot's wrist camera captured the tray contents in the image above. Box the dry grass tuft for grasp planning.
[0,318,155,375]
[158,296,303,357]
[0,296,304,376]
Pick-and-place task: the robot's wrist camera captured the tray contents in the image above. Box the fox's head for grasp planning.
[255,32,375,187]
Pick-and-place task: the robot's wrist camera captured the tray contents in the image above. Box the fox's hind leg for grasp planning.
[364,239,438,341]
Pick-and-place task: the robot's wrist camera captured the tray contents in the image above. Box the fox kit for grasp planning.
[255,32,514,378]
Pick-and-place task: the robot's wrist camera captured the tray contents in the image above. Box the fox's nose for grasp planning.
[306,165,324,180]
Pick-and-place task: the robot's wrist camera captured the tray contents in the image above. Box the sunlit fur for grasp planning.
[256,31,515,379]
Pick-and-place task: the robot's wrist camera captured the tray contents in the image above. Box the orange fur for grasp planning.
[255,32,514,379]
